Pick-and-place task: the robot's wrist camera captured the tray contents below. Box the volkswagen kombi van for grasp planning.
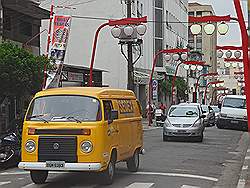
[18,87,143,185]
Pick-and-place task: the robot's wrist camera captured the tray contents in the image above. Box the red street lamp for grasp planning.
[88,16,147,86]
[189,1,250,131]
[194,72,218,103]
[171,61,205,104]
[203,81,224,105]
[212,87,229,104]
[147,48,189,126]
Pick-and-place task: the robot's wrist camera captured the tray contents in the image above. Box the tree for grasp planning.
[0,42,50,97]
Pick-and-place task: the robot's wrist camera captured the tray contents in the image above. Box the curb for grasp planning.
[237,133,250,188]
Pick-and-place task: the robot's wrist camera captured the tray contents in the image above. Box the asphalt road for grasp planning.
[0,126,247,188]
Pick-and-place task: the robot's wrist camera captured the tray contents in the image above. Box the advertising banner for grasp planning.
[152,80,158,101]
[45,15,72,89]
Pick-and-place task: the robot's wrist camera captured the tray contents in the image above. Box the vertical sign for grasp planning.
[152,80,158,101]
[45,15,72,89]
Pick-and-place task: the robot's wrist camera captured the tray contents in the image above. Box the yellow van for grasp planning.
[18,87,143,185]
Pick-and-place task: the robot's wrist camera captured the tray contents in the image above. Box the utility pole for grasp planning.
[127,0,134,91]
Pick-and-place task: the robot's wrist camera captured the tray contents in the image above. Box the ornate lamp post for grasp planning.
[147,48,189,126]
[190,0,249,130]
[88,16,147,86]
[194,72,219,103]
[171,61,205,104]
[203,80,224,105]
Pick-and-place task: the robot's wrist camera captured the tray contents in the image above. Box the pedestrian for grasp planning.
[159,102,167,114]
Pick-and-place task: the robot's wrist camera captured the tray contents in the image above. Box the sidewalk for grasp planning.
[237,132,250,188]
[142,118,162,131]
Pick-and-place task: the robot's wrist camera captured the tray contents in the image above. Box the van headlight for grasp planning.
[220,113,227,118]
[80,141,93,153]
[25,140,36,153]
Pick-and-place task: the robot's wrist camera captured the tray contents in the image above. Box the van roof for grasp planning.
[224,95,246,99]
[35,87,136,99]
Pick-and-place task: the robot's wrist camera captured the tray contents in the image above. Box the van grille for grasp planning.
[38,136,77,162]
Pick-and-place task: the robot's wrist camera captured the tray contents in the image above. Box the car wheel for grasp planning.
[216,123,224,129]
[197,132,203,142]
[126,149,140,172]
[30,170,48,184]
[163,135,169,141]
[101,158,115,185]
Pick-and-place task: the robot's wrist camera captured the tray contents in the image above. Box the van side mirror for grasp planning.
[200,114,206,119]
[108,110,118,124]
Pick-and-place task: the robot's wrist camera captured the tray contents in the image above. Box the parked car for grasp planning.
[201,105,216,127]
[210,106,221,124]
[217,95,247,131]
[163,104,206,142]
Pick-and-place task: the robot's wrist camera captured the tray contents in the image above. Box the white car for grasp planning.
[163,104,206,142]
[217,95,247,131]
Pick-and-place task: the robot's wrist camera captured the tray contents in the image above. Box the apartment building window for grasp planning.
[225,68,230,75]
[166,10,169,28]
[196,34,202,51]
[155,38,163,66]
[155,0,163,8]
[131,0,136,16]
[154,0,163,67]
[19,21,32,36]
[196,11,202,17]
[137,1,143,18]
[189,11,194,16]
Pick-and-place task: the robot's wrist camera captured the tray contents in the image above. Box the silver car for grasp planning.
[163,104,206,142]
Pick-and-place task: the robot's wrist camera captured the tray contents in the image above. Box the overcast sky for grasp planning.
[189,0,248,46]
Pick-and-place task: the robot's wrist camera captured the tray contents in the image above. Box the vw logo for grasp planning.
[53,143,60,150]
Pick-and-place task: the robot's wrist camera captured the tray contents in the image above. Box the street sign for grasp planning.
[152,80,158,101]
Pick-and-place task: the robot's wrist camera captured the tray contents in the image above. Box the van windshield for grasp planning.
[223,98,246,109]
[26,95,101,122]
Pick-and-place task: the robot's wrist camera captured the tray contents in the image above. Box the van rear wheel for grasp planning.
[126,149,139,172]
[30,170,48,184]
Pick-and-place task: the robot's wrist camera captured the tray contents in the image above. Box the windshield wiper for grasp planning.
[67,117,82,123]
[28,115,48,123]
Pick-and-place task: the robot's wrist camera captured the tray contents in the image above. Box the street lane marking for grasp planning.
[1,170,218,182]
[244,156,250,160]
[181,185,200,188]
[0,171,67,175]
[125,183,155,188]
[120,171,218,182]
[21,183,35,188]
[242,165,248,170]
[0,181,11,186]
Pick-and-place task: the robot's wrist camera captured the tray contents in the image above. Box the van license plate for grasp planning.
[231,120,238,124]
[46,161,65,168]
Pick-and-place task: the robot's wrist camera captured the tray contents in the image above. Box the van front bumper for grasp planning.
[18,162,102,171]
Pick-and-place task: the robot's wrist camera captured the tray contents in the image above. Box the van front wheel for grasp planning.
[30,170,48,184]
[101,159,115,185]
[126,149,139,172]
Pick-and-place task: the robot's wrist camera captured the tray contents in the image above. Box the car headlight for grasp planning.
[193,121,201,127]
[164,120,172,127]
[80,141,93,153]
[25,140,36,153]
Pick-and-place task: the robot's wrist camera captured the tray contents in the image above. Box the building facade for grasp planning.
[188,2,217,103]
[41,0,188,113]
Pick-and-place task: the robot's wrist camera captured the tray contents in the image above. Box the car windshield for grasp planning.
[201,105,209,113]
[211,106,220,113]
[26,95,101,122]
[168,106,198,117]
[223,98,246,109]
